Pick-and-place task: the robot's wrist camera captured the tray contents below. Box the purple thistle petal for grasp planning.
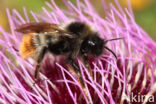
[23,7,30,23]
[56,63,90,104]
[30,11,39,22]
[59,66,77,104]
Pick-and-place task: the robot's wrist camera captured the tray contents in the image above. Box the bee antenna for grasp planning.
[103,37,123,59]
[104,46,117,59]
[105,37,124,43]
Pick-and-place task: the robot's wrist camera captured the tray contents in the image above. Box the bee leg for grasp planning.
[82,54,90,68]
[34,64,41,82]
[82,54,93,78]
[34,47,47,82]
[66,57,79,72]
[66,56,93,104]
[66,57,84,87]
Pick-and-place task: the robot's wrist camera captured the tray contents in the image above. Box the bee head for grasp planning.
[80,34,104,57]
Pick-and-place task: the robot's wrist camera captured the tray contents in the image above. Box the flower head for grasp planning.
[0,0,156,104]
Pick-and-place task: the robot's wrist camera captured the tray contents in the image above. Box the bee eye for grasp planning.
[88,40,95,46]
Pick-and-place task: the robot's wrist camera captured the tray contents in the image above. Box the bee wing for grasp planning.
[16,22,77,39]
[15,22,67,34]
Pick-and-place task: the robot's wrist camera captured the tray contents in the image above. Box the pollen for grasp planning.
[19,34,36,59]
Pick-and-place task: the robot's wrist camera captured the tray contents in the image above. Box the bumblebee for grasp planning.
[16,21,122,82]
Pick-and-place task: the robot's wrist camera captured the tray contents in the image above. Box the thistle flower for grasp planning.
[0,0,156,104]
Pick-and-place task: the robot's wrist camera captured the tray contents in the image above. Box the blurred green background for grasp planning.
[0,0,156,41]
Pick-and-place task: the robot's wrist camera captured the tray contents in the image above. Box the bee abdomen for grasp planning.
[19,34,36,59]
